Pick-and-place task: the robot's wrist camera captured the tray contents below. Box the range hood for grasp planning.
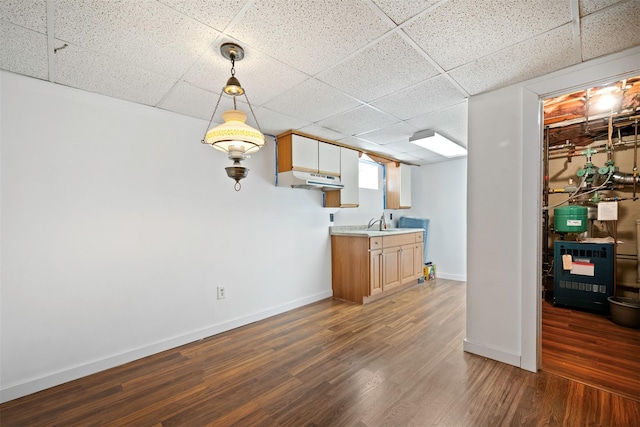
[277,170,344,190]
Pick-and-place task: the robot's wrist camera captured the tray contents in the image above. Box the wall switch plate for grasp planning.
[330,213,334,222]
[217,286,226,299]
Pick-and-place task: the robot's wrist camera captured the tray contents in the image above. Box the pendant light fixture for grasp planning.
[201,43,265,191]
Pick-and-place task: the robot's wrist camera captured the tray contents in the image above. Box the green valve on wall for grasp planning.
[553,205,588,233]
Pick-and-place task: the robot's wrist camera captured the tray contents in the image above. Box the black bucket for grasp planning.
[607,297,640,329]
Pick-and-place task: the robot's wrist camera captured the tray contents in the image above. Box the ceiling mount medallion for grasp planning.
[201,42,265,191]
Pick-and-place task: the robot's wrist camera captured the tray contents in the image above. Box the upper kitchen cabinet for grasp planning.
[277,131,340,176]
[386,162,412,209]
[318,142,340,176]
[324,147,359,208]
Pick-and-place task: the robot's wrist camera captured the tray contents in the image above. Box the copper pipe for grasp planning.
[607,110,613,161]
[634,119,638,200]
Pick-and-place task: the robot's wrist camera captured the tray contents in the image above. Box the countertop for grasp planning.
[329,226,425,237]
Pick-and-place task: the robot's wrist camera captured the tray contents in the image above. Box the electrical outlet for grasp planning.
[217,286,226,300]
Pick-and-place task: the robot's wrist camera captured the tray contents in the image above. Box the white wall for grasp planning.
[464,47,640,371]
[0,71,470,403]
[0,71,338,402]
[406,159,467,281]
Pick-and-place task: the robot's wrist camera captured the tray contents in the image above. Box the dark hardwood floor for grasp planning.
[2,279,640,426]
[541,297,640,402]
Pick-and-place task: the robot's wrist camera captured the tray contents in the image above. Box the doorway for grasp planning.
[540,76,640,401]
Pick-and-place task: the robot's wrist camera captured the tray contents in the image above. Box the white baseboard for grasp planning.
[0,290,333,403]
[437,272,467,282]
[463,338,521,368]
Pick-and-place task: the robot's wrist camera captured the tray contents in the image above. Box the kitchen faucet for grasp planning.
[367,213,387,231]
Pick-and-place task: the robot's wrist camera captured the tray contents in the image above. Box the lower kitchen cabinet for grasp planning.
[331,231,424,304]
[382,246,402,290]
[370,249,382,296]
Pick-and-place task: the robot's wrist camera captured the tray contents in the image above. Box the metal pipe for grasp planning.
[634,119,638,199]
[543,126,550,277]
[610,171,640,186]
[607,111,613,162]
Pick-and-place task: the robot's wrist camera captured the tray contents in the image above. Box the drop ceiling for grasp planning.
[2,0,639,164]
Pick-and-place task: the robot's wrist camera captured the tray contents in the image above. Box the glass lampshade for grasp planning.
[204,110,265,154]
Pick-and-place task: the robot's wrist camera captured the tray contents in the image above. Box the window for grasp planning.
[359,154,380,189]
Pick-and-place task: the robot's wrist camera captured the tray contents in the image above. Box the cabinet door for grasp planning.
[370,249,382,296]
[340,147,359,206]
[382,246,402,290]
[399,163,412,208]
[385,163,412,209]
[400,243,416,284]
[292,134,319,173]
[318,142,341,176]
[414,242,424,279]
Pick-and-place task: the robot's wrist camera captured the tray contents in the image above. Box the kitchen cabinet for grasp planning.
[291,134,318,173]
[385,162,411,209]
[370,248,382,296]
[278,131,340,177]
[324,147,359,208]
[331,230,423,304]
[382,246,402,290]
[318,142,340,176]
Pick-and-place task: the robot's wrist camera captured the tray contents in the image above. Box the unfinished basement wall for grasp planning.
[547,142,640,294]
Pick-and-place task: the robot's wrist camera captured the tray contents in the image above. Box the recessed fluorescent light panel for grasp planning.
[409,130,467,157]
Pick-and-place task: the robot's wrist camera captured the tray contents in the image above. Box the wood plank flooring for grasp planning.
[541,298,640,402]
[2,279,640,426]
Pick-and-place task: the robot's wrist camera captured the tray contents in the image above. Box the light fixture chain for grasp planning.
[243,92,264,143]
[230,56,236,77]
[201,90,225,143]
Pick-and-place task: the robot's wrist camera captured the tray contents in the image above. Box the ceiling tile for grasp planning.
[55,41,177,107]
[263,78,361,123]
[403,0,572,70]
[252,107,311,137]
[371,144,402,156]
[407,102,468,146]
[1,0,47,33]
[371,75,465,120]
[0,22,48,80]
[388,140,431,153]
[371,0,442,25]
[391,152,422,163]
[228,0,393,75]
[579,0,626,17]
[54,0,221,79]
[449,24,576,96]
[581,1,640,61]
[295,125,348,142]
[157,0,245,31]
[158,81,218,120]
[184,44,309,106]
[316,33,439,102]
[356,121,419,145]
[336,136,386,152]
[317,105,398,136]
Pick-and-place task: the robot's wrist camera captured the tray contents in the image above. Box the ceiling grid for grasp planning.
[1,0,638,164]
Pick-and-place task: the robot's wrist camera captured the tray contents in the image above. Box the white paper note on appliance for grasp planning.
[597,201,618,220]
[571,260,594,276]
